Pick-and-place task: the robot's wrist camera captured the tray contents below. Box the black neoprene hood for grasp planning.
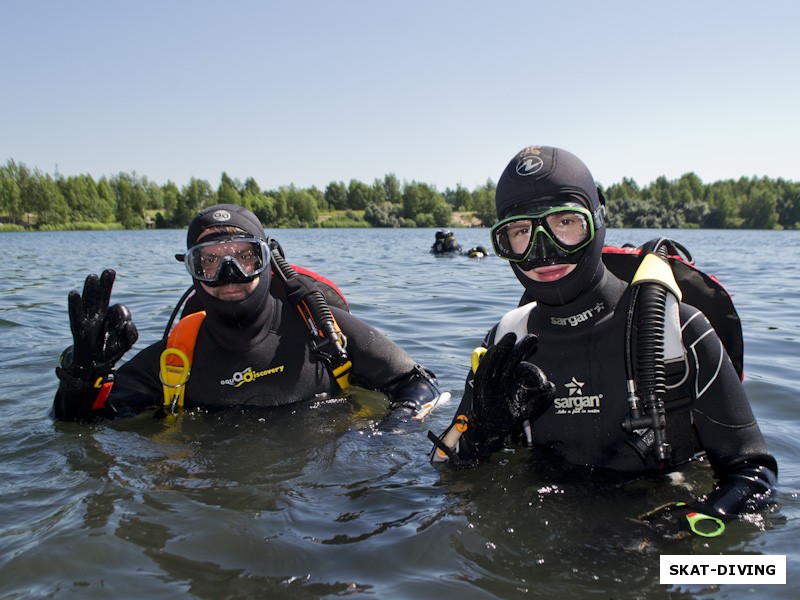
[495,146,607,306]
[187,204,267,248]
[495,145,601,219]
[185,204,272,324]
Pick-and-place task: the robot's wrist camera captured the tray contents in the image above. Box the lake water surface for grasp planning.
[1,228,798,599]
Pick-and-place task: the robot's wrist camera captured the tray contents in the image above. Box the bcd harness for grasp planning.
[159,240,353,414]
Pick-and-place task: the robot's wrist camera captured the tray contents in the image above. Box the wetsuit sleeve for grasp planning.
[682,304,778,515]
[52,340,167,421]
[53,372,115,422]
[430,327,499,465]
[332,307,439,409]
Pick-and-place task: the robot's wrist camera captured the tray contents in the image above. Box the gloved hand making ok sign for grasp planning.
[56,269,139,385]
[464,332,555,458]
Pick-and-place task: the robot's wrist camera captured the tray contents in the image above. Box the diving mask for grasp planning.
[184,237,270,284]
[491,205,595,264]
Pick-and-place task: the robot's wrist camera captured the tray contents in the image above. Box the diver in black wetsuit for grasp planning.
[54,204,440,423]
[431,146,777,538]
[430,230,462,254]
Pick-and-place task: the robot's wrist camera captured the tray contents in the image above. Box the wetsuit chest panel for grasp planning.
[529,310,652,470]
[185,308,334,408]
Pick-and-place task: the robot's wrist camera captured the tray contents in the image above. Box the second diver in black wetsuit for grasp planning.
[431,145,777,539]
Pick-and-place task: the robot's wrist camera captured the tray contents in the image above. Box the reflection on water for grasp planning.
[0,228,798,598]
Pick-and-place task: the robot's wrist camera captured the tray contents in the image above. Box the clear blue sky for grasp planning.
[2,0,798,192]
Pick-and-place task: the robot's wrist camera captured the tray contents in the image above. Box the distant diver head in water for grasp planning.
[492,145,607,306]
[183,204,272,322]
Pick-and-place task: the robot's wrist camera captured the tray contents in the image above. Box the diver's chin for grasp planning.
[200,279,258,301]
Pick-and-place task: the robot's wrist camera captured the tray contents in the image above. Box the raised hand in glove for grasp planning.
[57,269,138,384]
[466,332,554,457]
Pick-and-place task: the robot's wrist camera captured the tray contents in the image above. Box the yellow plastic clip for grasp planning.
[471,347,487,374]
[159,347,191,413]
[332,360,353,390]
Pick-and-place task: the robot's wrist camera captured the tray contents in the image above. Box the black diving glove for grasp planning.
[56,269,138,386]
[377,366,441,430]
[639,462,777,540]
[464,332,554,458]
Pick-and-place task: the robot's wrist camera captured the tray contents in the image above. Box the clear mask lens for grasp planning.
[491,206,594,262]
[185,238,269,282]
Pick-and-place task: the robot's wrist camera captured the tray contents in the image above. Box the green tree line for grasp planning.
[1,159,798,231]
[603,173,800,230]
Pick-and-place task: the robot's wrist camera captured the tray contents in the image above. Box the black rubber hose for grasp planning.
[163,286,195,339]
[635,276,667,401]
[269,244,347,362]
[634,242,670,461]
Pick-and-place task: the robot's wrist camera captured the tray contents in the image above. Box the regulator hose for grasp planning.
[269,241,333,330]
[163,285,196,340]
[621,239,672,463]
[268,240,351,385]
